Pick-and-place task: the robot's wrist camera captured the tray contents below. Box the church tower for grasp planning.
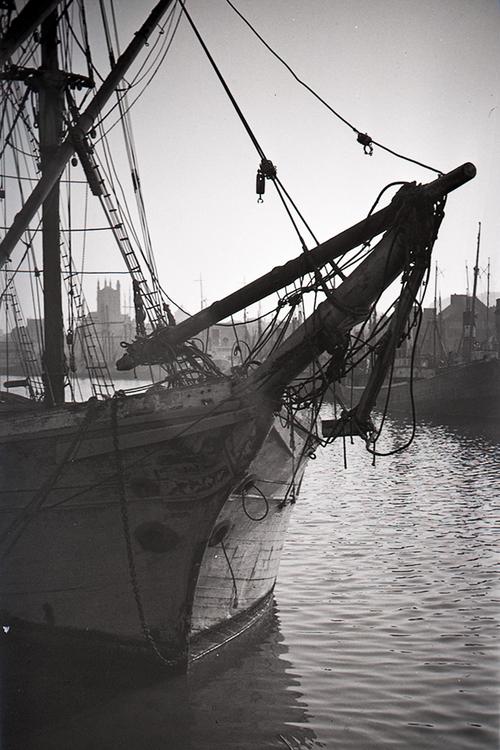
[97,280,122,323]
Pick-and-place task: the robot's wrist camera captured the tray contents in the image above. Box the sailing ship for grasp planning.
[0,1,475,672]
[366,226,500,422]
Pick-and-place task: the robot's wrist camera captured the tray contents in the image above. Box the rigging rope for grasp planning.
[92,3,181,138]
[178,0,341,291]
[0,400,99,559]
[223,0,443,175]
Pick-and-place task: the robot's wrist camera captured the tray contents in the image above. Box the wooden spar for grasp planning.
[0,0,59,68]
[464,221,481,362]
[0,0,176,270]
[240,190,441,400]
[352,260,429,423]
[40,12,65,405]
[238,229,407,398]
[116,162,476,369]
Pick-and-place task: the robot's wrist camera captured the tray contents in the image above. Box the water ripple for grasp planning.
[6,413,498,749]
[275,414,500,749]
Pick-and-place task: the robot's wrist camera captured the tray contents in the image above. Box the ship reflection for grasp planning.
[2,601,317,750]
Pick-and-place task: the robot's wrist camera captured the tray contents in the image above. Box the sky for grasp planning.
[5,0,500,320]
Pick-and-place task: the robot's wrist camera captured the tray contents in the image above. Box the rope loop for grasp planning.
[241,482,269,522]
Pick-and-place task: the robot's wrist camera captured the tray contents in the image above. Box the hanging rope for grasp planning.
[220,539,239,608]
[241,482,269,522]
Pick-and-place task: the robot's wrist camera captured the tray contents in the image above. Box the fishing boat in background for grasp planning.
[368,224,500,422]
[0,0,476,671]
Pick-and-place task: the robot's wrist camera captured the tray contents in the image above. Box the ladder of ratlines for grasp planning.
[80,139,166,333]
[60,245,114,399]
[5,285,44,399]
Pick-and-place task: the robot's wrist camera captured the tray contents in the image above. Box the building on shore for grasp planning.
[417,294,498,364]
[86,279,134,368]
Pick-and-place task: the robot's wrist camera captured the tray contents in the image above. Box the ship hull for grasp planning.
[379,358,500,421]
[0,382,311,671]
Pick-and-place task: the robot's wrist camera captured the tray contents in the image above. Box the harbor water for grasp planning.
[3,407,499,749]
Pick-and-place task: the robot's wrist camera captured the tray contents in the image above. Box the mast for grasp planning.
[0,0,176,270]
[0,0,59,68]
[197,274,206,310]
[39,10,65,404]
[465,221,481,362]
[486,257,490,346]
[433,262,438,364]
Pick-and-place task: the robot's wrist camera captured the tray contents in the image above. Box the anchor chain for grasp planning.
[110,395,175,668]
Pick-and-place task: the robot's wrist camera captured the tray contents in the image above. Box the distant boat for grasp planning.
[366,225,500,422]
[377,357,500,421]
[0,1,475,671]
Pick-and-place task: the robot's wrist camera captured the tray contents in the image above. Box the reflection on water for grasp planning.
[2,606,317,750]
[2,406,499,749]
[187,610,318,750]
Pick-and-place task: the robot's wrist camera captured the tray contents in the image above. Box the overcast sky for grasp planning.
[7,0,500,318]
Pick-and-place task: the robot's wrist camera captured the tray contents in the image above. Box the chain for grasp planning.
[110,395,175,668]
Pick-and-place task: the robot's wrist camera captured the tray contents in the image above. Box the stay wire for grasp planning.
[93,5,181,138]
[104,1,165,304]
[178,0,265,161]
[179,2,318,256]
[223,0,443,175]
[180,0,356,308]
[0,88,30,161]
